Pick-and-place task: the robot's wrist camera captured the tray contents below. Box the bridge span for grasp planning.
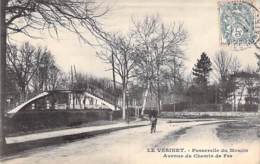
[7,90,120,118]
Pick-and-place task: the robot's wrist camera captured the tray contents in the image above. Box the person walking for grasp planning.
[150,110,158,133]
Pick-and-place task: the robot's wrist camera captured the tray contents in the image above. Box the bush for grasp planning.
[237,104,258,112]
[161,103,234,112]
[5,109,121,135]
[162,102,189,112]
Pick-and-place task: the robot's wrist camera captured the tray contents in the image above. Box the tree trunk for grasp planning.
[156,66,161,113]
[122,87,126,120]
[157,79,161,113]
[111,51,117,110]
[0,0,7,154]
[233,91,236,112]
[141,82,150,116]
[20,86,27,103]
[237,84,245,109]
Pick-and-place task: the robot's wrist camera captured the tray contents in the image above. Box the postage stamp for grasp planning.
[218,0,258,50]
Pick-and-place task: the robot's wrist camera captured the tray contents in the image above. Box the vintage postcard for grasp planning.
[0,0,259,164]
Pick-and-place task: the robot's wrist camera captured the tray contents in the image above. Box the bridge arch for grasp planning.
[7,90,120,118]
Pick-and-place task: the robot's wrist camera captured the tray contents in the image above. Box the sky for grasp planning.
[12,0,259,80]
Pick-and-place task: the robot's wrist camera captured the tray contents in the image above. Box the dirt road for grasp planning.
[1,119,259,164]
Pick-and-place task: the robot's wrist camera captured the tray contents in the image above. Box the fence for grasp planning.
[160,111,259,118]
[4,109,122,135]
[161,103,259,112]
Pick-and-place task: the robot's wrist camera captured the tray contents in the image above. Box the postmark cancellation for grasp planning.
[218,0,258,50]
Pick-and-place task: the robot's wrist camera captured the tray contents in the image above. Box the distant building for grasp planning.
[227,71,260,111]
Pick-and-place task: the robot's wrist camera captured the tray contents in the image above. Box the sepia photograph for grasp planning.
[0,0,259,164]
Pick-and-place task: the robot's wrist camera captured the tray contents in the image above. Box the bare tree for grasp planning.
[244,67,258,105]
[97,34,136,120]
[31,52,61,92]
[213,50,240,80]
[46,65,62,90]
[5,0,109,42]
[131,15,187,115]
[7,42,51,102]
[213,50,241,105]
[1,0,109,148]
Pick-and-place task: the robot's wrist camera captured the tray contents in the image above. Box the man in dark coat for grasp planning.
[149,110,158,133]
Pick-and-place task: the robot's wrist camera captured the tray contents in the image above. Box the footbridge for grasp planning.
[7,90,121,118]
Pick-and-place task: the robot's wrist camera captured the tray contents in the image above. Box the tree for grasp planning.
[243,67,259,105]
[192,52,212,103]
[234,68,259,107]
[187,83,218,105]
[46,65,62,90]
[0,0,7,152]
[213,50,241,104]
[71,71,120,102]
[97,34,136,120]
[213,50,240,80]
[7,42,53,102]
[31,51,61,93]
[5,0,108,42]
[132,15,187,115]
[1,0,109,149]
[192,52,212,87]
[5,66,20,111]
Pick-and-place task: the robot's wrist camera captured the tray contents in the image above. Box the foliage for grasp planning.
[192,52,212,87]
[234,70,260,105]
